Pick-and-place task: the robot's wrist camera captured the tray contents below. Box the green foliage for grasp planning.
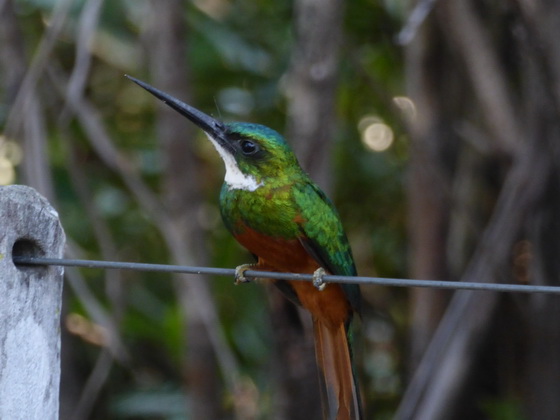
[480,398,527,420]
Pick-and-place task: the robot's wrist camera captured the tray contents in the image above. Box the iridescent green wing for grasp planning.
[293,180,360,313]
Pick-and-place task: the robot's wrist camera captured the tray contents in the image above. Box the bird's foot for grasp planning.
[312,267,327,291]
[234,264,256,285]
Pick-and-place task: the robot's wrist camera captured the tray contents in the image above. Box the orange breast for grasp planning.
[235,226,352,328]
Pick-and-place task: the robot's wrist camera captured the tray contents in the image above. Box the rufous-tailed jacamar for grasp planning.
[127,75,362,420]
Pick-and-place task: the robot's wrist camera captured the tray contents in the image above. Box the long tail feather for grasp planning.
[313,319,362,419]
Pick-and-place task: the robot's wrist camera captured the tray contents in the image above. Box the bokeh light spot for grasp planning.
[0,156,15,185]
[393,96,416,121]
[358,115,395,152]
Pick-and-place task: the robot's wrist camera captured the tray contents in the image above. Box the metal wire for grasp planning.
[12,255,560,295]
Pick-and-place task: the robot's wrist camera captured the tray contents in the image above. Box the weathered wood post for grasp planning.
[0,185,65,420]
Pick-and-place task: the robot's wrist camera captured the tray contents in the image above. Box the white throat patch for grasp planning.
[205,133,263,191]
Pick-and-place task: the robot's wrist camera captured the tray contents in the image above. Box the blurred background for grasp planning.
[1,0,560,419]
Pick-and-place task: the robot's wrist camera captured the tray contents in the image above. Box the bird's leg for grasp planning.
[234,263,258,285]
[312,267,327,291]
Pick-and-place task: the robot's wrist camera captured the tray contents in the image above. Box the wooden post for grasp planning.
[0,185,65,420]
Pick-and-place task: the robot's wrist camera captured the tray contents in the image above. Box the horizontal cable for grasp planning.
[12,256,560,295]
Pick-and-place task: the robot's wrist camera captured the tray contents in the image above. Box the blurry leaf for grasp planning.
[480,398,526,420]
[189,13,272,74]
[110,385,188,419]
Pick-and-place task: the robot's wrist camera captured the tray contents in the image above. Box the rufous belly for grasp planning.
[235,226,352,328]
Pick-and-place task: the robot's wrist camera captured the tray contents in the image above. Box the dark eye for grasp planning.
[240,140,259,155]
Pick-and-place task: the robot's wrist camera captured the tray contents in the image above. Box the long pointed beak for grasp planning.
[125,75,226,138]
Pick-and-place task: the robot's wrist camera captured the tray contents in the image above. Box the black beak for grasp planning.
[125,75,226,139]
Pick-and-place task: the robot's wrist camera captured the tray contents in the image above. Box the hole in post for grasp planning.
[12,238,46,271]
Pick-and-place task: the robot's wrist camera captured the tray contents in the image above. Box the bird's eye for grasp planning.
[240,140,259,155]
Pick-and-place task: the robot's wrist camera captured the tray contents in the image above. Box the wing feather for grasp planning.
[293,181,361,314]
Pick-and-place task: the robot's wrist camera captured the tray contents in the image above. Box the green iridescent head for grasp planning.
[222,122,300,177]
[126,75,302,191]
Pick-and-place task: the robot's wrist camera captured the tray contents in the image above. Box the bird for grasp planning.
[126,75,362,419]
